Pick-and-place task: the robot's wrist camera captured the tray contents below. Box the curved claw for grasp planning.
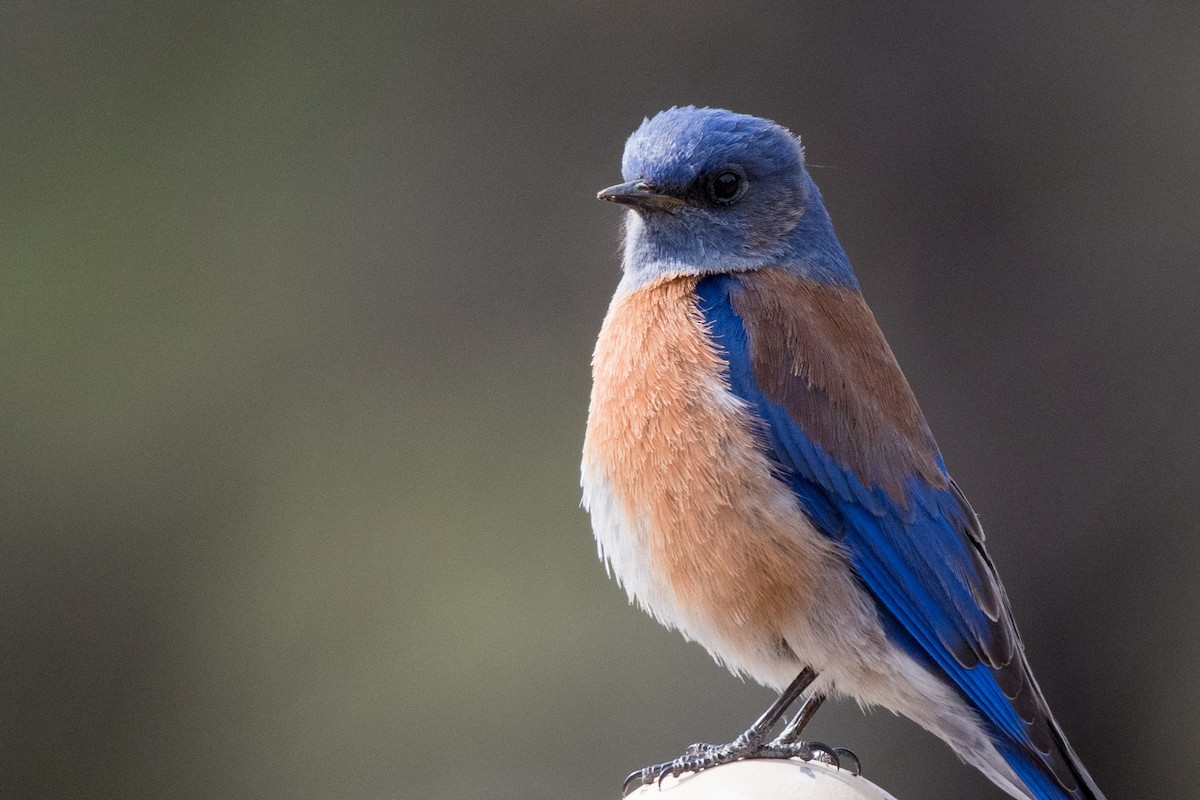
[805,741,840,769]
[833,747,861,776]
[656,761,683,790]
[622,769,650,797]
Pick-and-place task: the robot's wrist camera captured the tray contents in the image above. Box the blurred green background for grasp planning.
[2,2,1196,798]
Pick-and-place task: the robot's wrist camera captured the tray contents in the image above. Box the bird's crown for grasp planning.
[621,106,806,193]
[601,106,856,290]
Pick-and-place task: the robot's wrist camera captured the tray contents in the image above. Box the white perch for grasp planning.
[626,759,899,800]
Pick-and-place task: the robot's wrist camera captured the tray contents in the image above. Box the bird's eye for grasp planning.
[708,168,747,205]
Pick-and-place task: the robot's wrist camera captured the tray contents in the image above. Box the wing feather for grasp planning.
[694,270,1091,799]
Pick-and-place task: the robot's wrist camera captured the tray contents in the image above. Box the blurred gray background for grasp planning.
[2,2,1196,799]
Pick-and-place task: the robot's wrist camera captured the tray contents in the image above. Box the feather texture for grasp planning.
[693,269,1103,800]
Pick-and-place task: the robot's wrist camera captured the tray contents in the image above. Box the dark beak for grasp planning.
[596,180,686,213]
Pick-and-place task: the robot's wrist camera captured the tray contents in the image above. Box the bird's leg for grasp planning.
[623,667,840,796]
[758,692,861,776]
[772,691,826,744]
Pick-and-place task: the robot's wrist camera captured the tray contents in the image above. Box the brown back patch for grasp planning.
[730,270,947,503]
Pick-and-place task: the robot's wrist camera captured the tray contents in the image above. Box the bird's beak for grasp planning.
[596,180,686,213]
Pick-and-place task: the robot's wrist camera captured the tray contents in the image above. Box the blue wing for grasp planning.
[695,271,1098,800]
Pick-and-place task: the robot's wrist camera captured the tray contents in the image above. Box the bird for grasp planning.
[581,106,1105,800]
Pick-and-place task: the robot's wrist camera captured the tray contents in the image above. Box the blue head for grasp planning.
[598,107,857,289]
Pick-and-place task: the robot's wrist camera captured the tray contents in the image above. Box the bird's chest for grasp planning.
[581,276,835,647]
[582,277,736,505]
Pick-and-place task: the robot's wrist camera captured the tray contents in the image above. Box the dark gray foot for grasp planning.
[765,690,862,775]
[621,738,848,795]
[620,667,862,795]
[758,741,861,775]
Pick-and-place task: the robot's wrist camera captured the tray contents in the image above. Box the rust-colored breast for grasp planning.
[583,275,843,643]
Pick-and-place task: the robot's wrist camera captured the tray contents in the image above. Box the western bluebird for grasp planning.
[582,107,1105,800]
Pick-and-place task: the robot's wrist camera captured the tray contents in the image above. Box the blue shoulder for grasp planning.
[693,271,1059,766]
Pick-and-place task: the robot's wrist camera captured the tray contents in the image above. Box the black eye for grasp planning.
[708,168,746,205]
